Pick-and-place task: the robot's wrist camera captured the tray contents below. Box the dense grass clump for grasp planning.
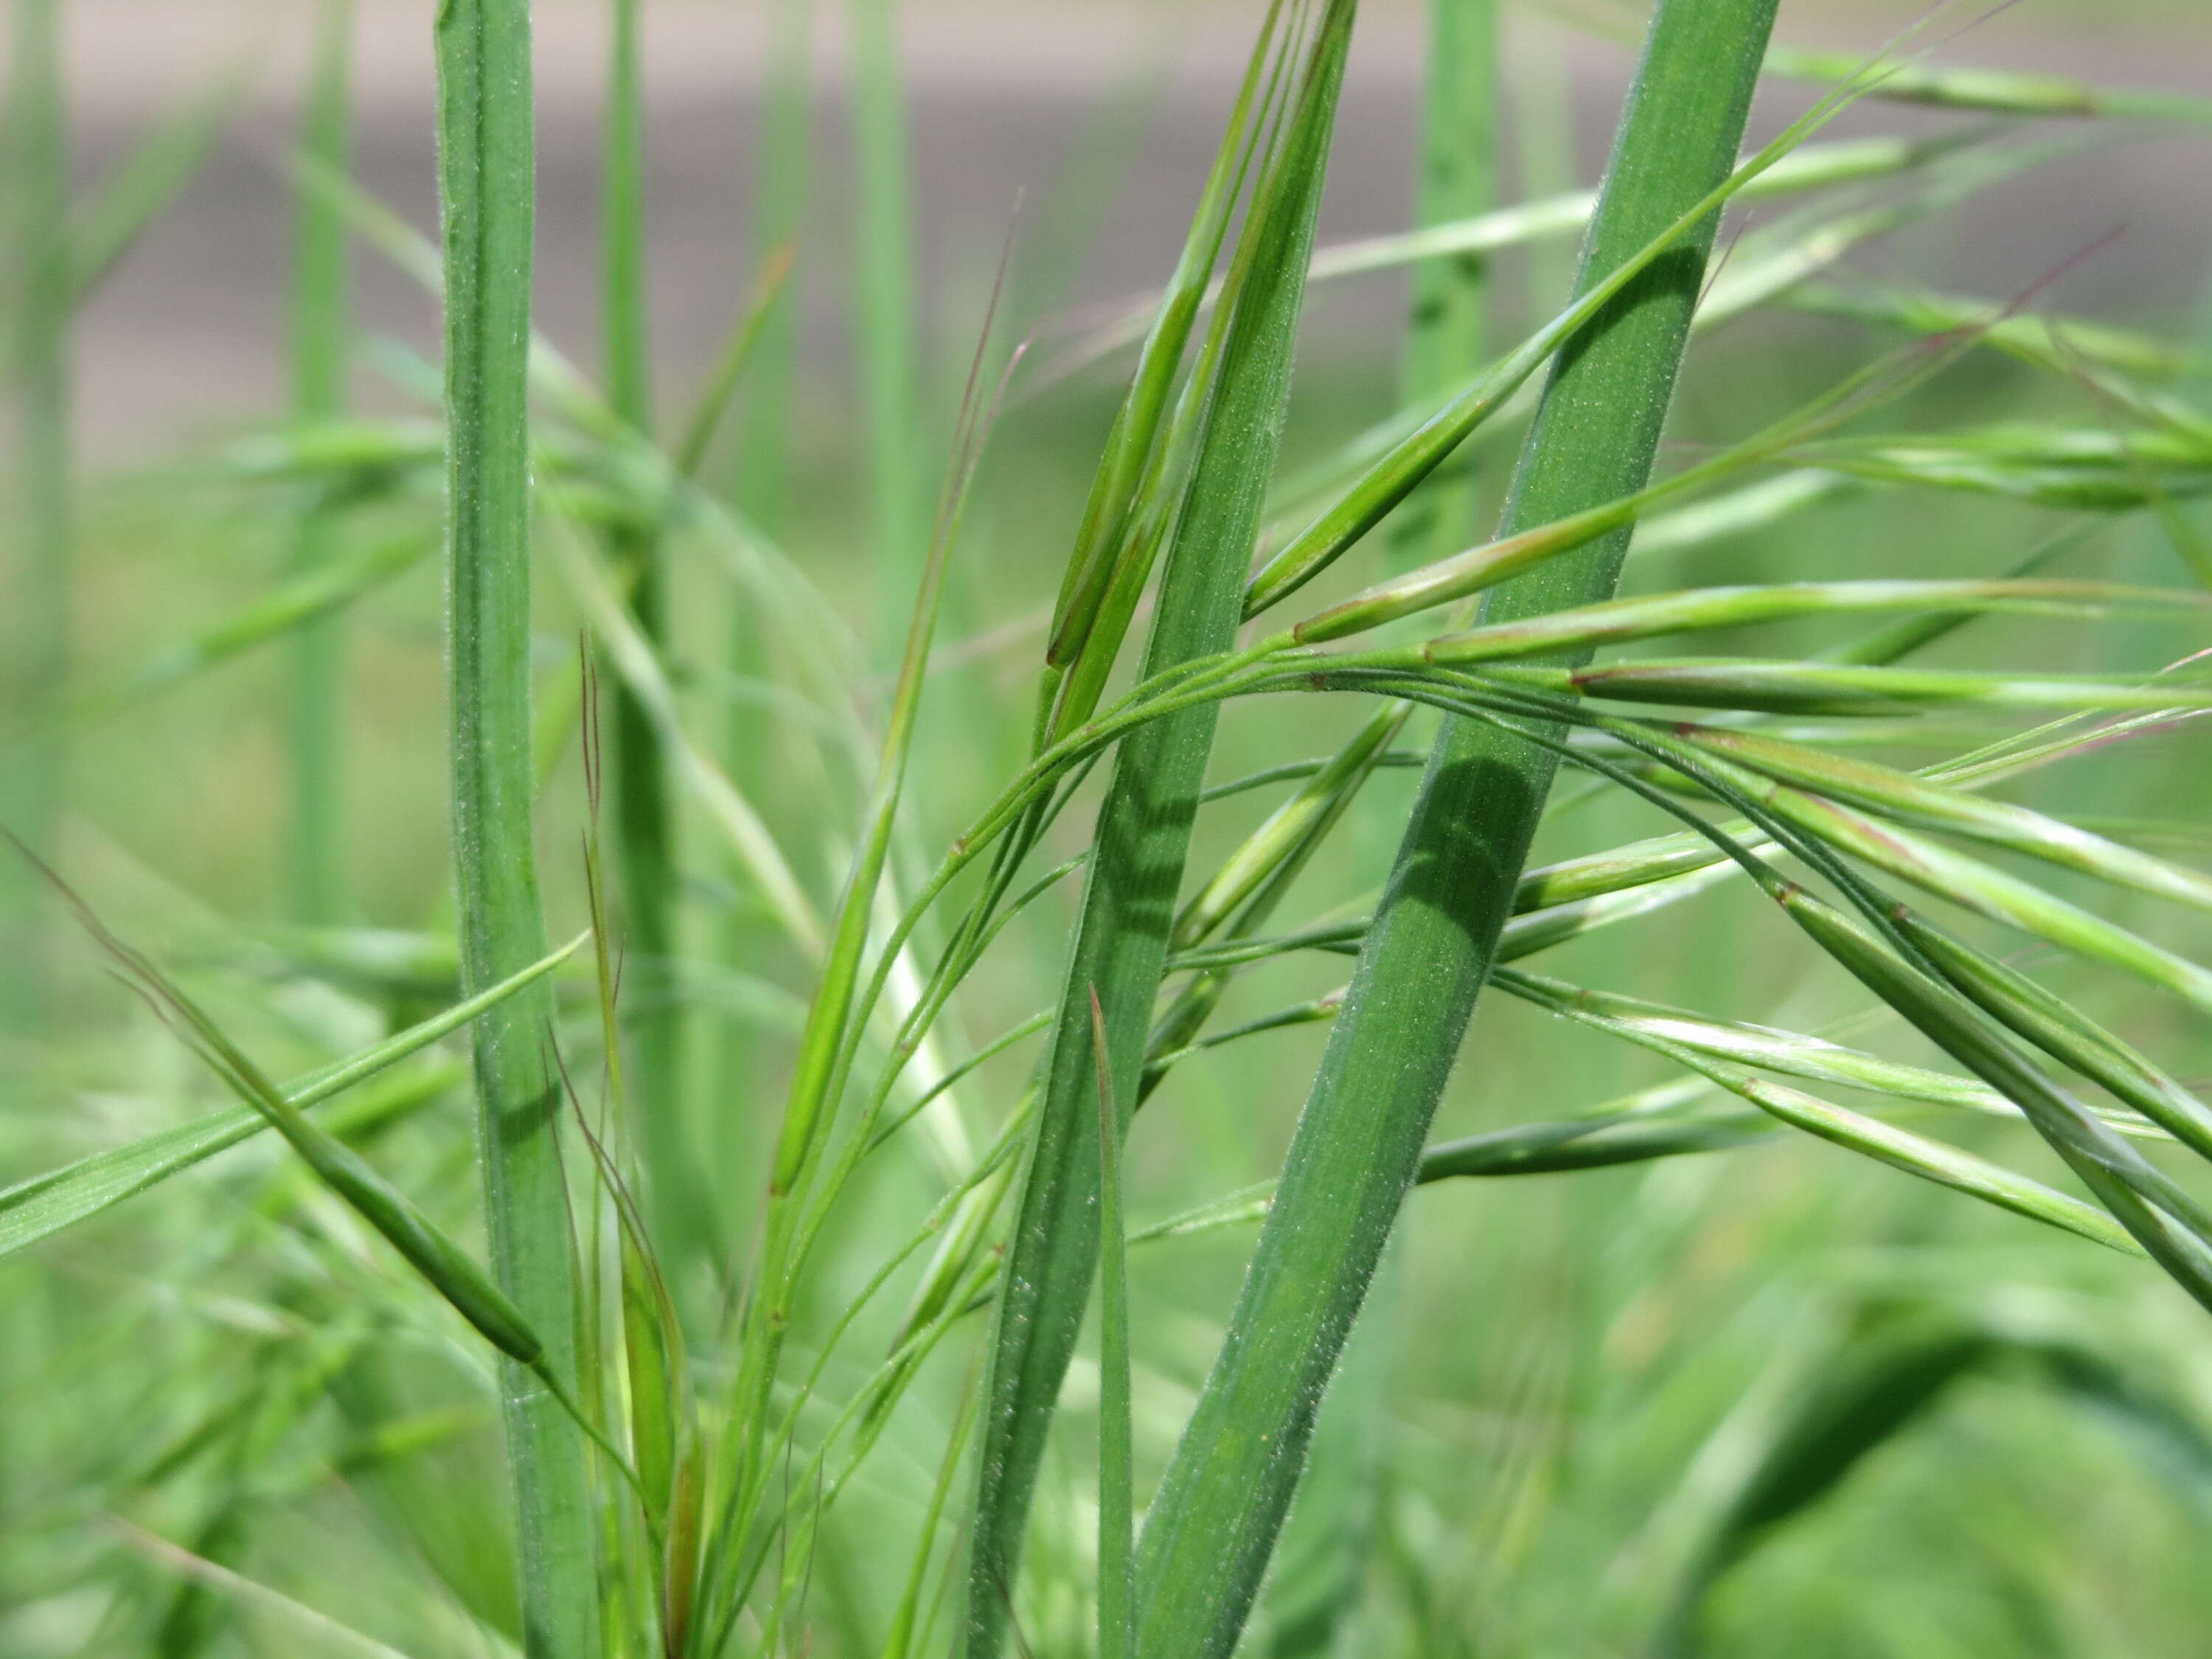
[5,1,2212,1656]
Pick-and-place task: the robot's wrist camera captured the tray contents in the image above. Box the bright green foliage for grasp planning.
[13,4,2212,1658]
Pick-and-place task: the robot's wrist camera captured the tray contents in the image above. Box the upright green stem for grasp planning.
[8,0,69,1018]
[1391,0,1492,572]
[434,4,597,1654]
[289,0,353,924]
[602,0,650,436]
[1091,990,1133,1659]
[718,0,812,1260]
[1270,4,1495,1646]
[849,0,927,653]
[1130,5,1780,1655]
[601,0,694,1267]
[733,0,810,546]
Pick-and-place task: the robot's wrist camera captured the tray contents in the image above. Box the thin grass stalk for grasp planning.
[849,0,928,653]
[288,0,353,925]
[598,0,695,1276]
[1128,5,1779,1653]
[719,0,812,1267]
[434,2,598,1652]
[732,0,810,542]
[962,11,1357,1649]
[1391,0,1492,573]
[1090,990,1133,1659]
[7,0,69,1020]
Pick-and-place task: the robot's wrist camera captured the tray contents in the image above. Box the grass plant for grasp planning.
[9,1,2212,1655]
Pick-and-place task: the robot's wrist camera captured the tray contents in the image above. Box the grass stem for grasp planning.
[434,1,598,1651]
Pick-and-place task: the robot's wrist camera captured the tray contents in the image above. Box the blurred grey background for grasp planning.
[32,0,2212,459]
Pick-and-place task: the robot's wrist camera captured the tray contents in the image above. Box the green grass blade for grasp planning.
[0,933,580,1259]
[1242,32,1885,618]
[597,0,694,1276]
[1766,43,2212,124]
[1687,722,2212,913]
[1389,0,1493,574]
[1527,658,2212,715]
[717,0,814,1270]
[1730,1074,2133,1254]
[1504,708,2212,1280]
[1091,989,1133,1659]
[1130,7,1779,1652]
[708,260,1009,1630]
[1525,982,2138,1253]
[554,524,822,958]
[1417,1105,1773,1178]
[964,9,1358,1651]
[36,865,552,1371]
[1770,886,2212,1284]
[672,241,796,483]
[762,277,1006,1211]
[1709,757,2212,1015]
[1306,135,1956,287]
[601,0,650,434]
[290,0,355,925]
[1492,970,2008,1121]
[1896,914,2212,1163]
[1050,134,1966,382]
[850,0,929,653]
[110,1516,422,1659]
[1259,1259,1392,1658]
[1413,578,2197,664]
[0,1062,456,1259]
[111,533,431,706]
[434,0,598,1649]
[1276,323,1988,639]
[1792,276,2205,383]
